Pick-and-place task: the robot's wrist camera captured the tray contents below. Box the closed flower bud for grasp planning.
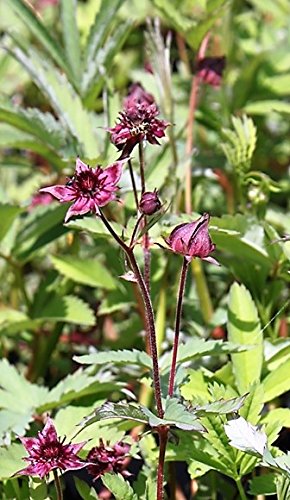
[139,190,161,216]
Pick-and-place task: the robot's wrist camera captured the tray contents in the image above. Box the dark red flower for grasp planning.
[108,103,169,159]
[40,158,125,222]
[165,213,219,264]
[139,189,161,216]
[123,83,155,109]
[86,439,130,481]
[196,56,226,87]
[15,418,86,479]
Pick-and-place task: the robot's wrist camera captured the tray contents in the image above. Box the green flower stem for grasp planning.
[168,257,189,396]
[99,210,163,418]
[191,259,213,323]
[53,470,63,500]
[236,478,247,500]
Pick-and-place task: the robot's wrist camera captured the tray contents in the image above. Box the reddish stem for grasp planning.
[98,210,163,419]
[168,257,189,396]
[157,427,169,500]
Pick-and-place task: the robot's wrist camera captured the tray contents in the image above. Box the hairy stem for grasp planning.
[99,210,163,418]
[138,141,146,195]
[157,427,168,500]
[128,158,139,209]
[168,257,189,396]
[53,470,63,500]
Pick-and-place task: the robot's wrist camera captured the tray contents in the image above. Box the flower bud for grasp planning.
[139,190,161,216]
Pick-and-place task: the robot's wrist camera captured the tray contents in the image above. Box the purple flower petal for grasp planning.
[40,185,76,202]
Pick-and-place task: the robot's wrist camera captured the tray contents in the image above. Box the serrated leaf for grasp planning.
[81,402,150,428]
[262,358,290,402]
[74,349,152,370]
[0,203,23,242]
[276,475,290,499]
[34,294,95,326]
[160,338,248,371]
[224,416,267,456]
[4,40,98,157]
[83,20,133,100]
[163,399,206,432]
[84,0,126,65]
[227,282,263,394]
[102,473,138,500]
[0,102,67,151]
[7,0,70,77]
[262,408,290,428]
[195,394,248,416]
[51,255,116,289]
[221,115,257,173]
[61,0,81,85]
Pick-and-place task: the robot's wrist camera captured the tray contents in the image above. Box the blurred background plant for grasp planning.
[0,0,289,498]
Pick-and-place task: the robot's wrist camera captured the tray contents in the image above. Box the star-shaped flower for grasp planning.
[40,158,124,222]
[86,439,130,480]
[15,418,86,479]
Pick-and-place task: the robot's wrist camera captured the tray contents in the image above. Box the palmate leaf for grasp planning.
[227,282,263,395]
[102,473,137,500]
[4,39,99,158]
[194,394,248,416]
[74,477,99,500]
[0,444,25,480]
[51,255,116,290]
[74,349,152,370]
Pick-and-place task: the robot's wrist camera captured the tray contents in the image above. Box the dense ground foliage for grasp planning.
[0,0,290,498]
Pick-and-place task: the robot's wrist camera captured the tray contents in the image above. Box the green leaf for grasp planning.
[51,255,116,289]
[4,40,99,158]
[60,0,81,85]
[67,215,123,237]
[195,394,248,416]
[180,370,210,401]
[81,402,150,428]
[160,338,248,372]
[163,398,206,432]
[262,358,290,402]
[102,473,138,500]
[227,282,263,394]
[74,349,152,370]
[13,204,69,262]
[83,20,133,100]
[276,475,290,499]
[0,102,67,151]
[0,444,25,480]
[34,294,96,326]
[74,477,99,500]
[0,203,23,242]
[244,100,290,115]
[225,417,267,457]
[249,474,277,495]
[221,115,257,173]
[262,408,290,428]
[6,0,70,76]
[84,0,126,65]
[0,123,65,170]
